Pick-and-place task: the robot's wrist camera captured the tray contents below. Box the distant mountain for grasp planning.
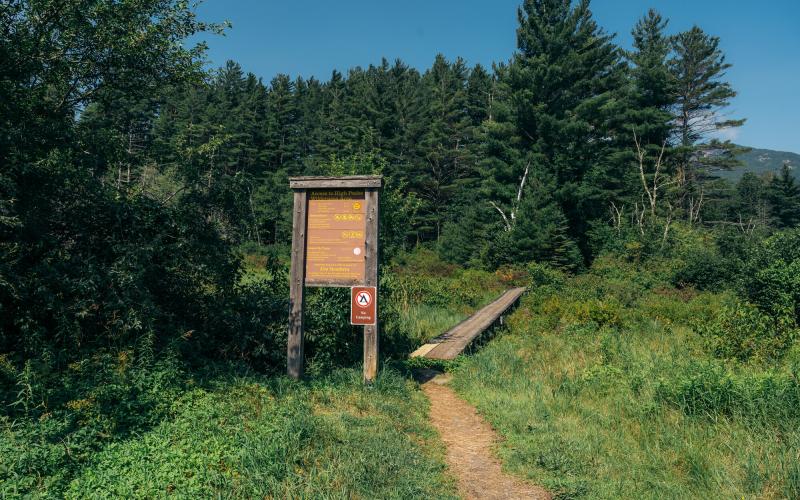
[709,146,800,181]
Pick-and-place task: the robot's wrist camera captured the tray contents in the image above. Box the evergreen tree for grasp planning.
[730,172,768,225]
[265,74,300,173]
[490,0,627,259]
[417,55,475,240]
[627,9,675,154]
[767,164,800,228]
[488,169,581,270]
[670,26,745,188]
[466,64,495,126]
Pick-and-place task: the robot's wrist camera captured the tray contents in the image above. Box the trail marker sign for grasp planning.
[305,190,366,286]
[351,286,376,325]
[287,175,382,383]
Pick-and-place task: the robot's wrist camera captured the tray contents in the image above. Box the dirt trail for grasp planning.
[418,371,550,500]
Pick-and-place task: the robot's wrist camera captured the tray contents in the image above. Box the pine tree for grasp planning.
[627,9,674,152]
[670,26,745,186]
[417,55,474,240]
[265,74,300,173]
[767,164,800,228]
[487,0,626,259]
[487,168,581,270]
[466,64,495,126]
[730,172,768,225]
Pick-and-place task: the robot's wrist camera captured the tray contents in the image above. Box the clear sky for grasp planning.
[194,0,800,153]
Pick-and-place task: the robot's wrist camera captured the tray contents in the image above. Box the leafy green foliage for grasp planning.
[696,302,797,362]
[740,229,800,324]
[3,369,457,498]
[672,245,733,290]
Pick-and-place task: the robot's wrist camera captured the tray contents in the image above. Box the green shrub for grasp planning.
[740,229,800,324]
[580,299,625,329]
[527,262,566,289]
[672,247,733,291]
[696,302,797,362]
[743,259,800,323]
[637,288,726,326]
[392,247,458,278]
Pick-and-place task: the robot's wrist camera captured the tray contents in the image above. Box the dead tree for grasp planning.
[491,160,530,232]
[609,201,624,235]
[687,186,705,226]
[634,131,672,217]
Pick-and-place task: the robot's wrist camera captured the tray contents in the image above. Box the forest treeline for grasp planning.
[71,4,800,271]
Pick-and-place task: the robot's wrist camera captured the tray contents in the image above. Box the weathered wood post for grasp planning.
[287,189,308,379]
[363,186,380,382]
[287,176,383,382]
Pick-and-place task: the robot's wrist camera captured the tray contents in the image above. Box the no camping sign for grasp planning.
[351,286,376,325]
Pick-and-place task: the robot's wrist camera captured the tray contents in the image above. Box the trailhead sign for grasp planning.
[306,190,366,285]
[287,175,382,383]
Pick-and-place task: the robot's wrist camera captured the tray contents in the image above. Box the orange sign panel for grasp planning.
[351,286,377,325]
[305,190,366,286]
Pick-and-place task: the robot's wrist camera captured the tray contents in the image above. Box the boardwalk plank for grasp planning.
[413,287,526,361]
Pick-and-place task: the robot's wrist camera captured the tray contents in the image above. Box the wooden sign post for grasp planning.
[287,175,382,382]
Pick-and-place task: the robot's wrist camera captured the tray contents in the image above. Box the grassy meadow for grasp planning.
[4,246,799,498]
[451,258,800,499]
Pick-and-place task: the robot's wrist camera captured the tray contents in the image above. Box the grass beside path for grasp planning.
[450,262,800,499]
[9,368,457,499]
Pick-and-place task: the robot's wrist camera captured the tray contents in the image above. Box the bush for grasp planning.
[742,259,800,323]
[527,262,566,289]
[696,302,797,362]
[740,229,800,324]
[392,247,458,278]
[672,247,733,291]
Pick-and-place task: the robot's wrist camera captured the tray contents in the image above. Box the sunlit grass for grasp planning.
[399,304,469,346]
[451,280,800,499]
[62,368,458,499]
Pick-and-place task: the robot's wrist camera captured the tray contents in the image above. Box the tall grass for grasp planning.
[389,254,509,347]
[28,369,458,498]
[451,263,800,499]
[398,304,469,346]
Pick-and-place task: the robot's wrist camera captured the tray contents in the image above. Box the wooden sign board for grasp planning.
[351,286,377,325]
[306,190,366,286]
[287,175,382,383]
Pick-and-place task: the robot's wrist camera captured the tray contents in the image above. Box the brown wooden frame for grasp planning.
[287,175,382,382]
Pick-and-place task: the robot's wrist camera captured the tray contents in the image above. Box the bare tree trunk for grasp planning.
[661,203,674,250]
[490,160,531,232]
[634,202,646,236]
[634,131,669,217]
[610,202,624,236]
[490,201,512,232]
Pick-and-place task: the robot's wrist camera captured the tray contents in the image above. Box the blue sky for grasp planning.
[194,0,800,153]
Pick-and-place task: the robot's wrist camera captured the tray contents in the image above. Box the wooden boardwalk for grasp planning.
[410,287,526,360]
